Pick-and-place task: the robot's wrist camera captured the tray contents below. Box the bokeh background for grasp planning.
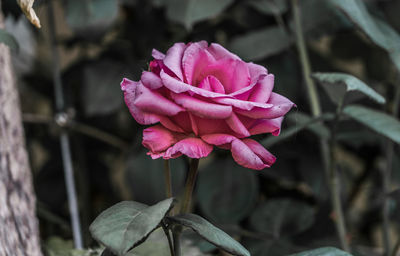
[2,0,400,255]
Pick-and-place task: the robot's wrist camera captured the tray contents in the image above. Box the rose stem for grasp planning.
[173,158,200,256]
[164,160,173,199]
[383,75,400,256]
[291,0,349,251]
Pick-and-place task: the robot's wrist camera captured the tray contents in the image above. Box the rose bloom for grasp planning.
[121,41,294,170]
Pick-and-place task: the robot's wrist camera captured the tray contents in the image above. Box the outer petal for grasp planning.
[142,125,182,153]
[235,93,295,119]
[160,70,230,98]
[134,82,185,116]
[201,133,237,149]
[214,97,273,110]
[152,49,165,60]
[248,74,274,103]
[171,93,232,119]
[182,42,215,85]
[163,42,186,81]
[231,139,268,170]
[141,71,163,90]
[249,117,284,136]
[121,78,160,125]
[208,43,241,60]
[163,138,213,159]
[242,139,276,167]
[247,62,268,83]
[226,113,250,137]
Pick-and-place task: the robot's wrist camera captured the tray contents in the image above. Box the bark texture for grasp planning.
[0,3,42,256]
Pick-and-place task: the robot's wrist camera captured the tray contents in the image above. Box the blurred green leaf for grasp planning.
[0,28,18,51]
[245,239,294,256]
[83,60,125,116]
[312,72,386,105]
[166,0,233,30]
[66,0,118,33]
[230,26,292,61]
[288,247,352,256]
[249,199,314,237]
[261,113,334,147]
[248,0,288,16]
[89,199,174,256]
[343,105,400,144]
[196,158,258,224]
[330,0,400,71]
[45,237,103,256]
[168,213,250,256]
[125,152,185,205]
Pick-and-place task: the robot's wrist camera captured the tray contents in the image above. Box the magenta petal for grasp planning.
[242,139,276,167]
[247,62,268,83]
[141,71,163,90]
[164,138,213,159]
[158,116,186,133]
[249,117,284,136]
[171,93,232,119]
[248,74,274,103]
[201,133,237,146]
[188,113,199,135]
[182,42,215,85]
[142,125,181,153]
[163,42,186,81]
[134,83,185,116]
[231,139,267,170]
[208,43,241,60]
[198,76,225,94]
[121,78,160,125]
[152,49,165,60]
[214,97,273,110]
[226,113,250,137]
[160,70,230,98]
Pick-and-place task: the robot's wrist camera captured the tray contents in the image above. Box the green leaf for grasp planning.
[330,0,400,71]
[312,72,385,105]
[229,26,292,61]
[0,29,19,51]
[168,213,250,256]
[343,105,400,144]
[83,60,125,116]
[261,113,334,147]
[196,158,258,224]
[288,247,352,256]
[245,239,294,256]
[249,199,314,237]
[248,0,288,16]
[89,198,174,256]
[66,0,118,33]
[166,0,233,30]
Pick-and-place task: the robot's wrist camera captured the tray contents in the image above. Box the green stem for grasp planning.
[172,158,200,256]
[164,160,173,199]
[161,222,175,256]
[329,98,350,252]
[383,78,400,256]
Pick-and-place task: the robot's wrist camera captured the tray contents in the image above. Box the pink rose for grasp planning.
[121,41,294,170]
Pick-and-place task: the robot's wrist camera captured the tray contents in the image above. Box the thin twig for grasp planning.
[181,159,200,214]
[161,222,175,256]
[47,0,83,249]
[164,160,173,199]
[383,76,400,256]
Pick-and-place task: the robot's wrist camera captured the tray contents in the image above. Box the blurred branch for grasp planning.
[384,76,400,256]
[47,0,82,248]
[22,113,129,150]
[291,0,349,252]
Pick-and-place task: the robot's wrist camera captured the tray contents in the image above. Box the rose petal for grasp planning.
[142,125,182,153]
[134,82,185,116]
[163,138,213,159]
[121,78,160,125]
[141,71,163,90]
[160,70,230,98]
[242,139,276,167]
[152,49,165,60]
[163,42,186,81]
[226,113,250,137]
[247,62,268,83]
[158,116,186,133]
[248,74,274,103]
[198,76,225,94]
[182,42,215,85]
[202,58,251,93]
[231,139,268,170]
[208,43,241,60]
[235,93,295,119]
[214,97,273,110]
[171,92,232,119]
[188,113,199,135]
[201,133,237,149]
[249,117,284,136]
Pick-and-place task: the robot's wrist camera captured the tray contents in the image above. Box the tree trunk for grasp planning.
[0,4,43,256]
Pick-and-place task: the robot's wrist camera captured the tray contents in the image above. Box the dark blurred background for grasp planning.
[2,0,400,255]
